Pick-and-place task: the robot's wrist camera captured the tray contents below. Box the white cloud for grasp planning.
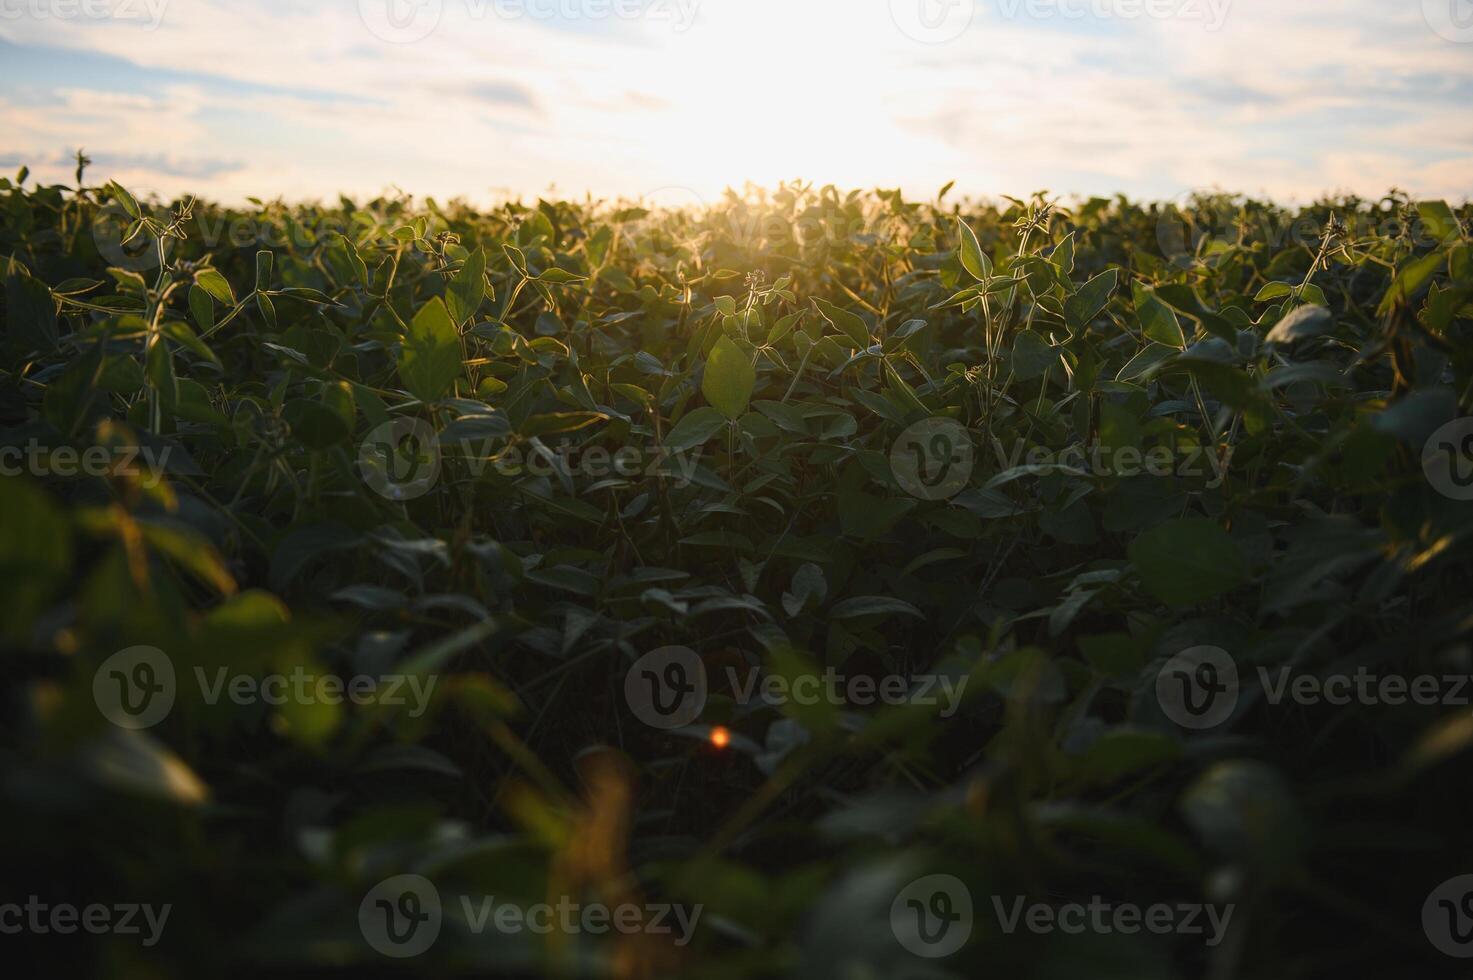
[1,0,1469,203]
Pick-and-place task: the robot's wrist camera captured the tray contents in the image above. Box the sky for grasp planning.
[1,0,1471,207]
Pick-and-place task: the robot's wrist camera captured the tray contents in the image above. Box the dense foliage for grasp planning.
[3,167,1472,978]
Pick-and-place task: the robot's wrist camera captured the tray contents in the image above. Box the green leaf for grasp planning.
[106,181,141,219]
[0,479,68,574]
[255,291,277,329]
[1135,284,1185,348]
[502,243,529,275]
[1418,200,1462,244]
[4,258,59,354]
[536,267,586,285]
[1064,268,1118,330]
[520,411,608,438]
[188,284,215,333]
[446,246,486,325]
[285,382,355,449]
[145,339,178,411]
[0,477,72,635]
[1378,250,1446,315]
[1180,762,1302,864]
[703,334,756,419]
[399,297,463,403]
[1116,342,1178,383]
[767,312,802,345]
[174,379,227,425]
[956,217,991,281]
[160,320,219,365]
[1051,232,1076,275]
[1266,304,1332,345]
[829,596,924,620]
[1370,388,1455,446]
[195,267,235,305]
[812,297,870,348]
[254,250,273,291]
[1075,729,1180,784]
[335,233,370,287]
[1129,518,1248,607]
[1011,330,1057,381]
[79,729,209,805]
[1298,283,1328,307]
[665,406,728,452]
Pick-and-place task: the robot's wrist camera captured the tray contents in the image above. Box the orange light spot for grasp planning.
[709,726,731,749]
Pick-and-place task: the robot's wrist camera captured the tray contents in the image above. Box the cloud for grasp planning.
[0,0,1467,204]
[467,81,538,108]
[87,151,245,180]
